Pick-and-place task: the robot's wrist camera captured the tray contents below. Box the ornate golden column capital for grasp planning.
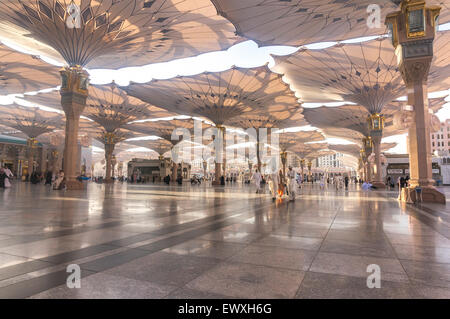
[385,0,441,85]
[59,66,90,96]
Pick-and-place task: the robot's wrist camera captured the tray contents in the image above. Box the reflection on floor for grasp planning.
[0,182,449,299]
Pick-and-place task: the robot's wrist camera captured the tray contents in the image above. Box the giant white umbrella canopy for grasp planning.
[271,33,450,108]
[126,138,173,157]
[126,65,302,182]
[23,84,173,131]
[321,127,368,146]
[383,97,447,136]
[302,103,417,141]
[226,111,307,171]
[226,110,306,131]
[126,66,301,126]
[289,142,329,157]
[125,118,207,145]
[210,0,450,47]
[303,105,372,138]
[0,104,63,139]
[0,41,60,95]
[0,104,65,173]
[210,0,398,46]
[94,127,146,181]
[125,118,206,181]
[83,84,174,133]
[0,0,239,68]
[0,0,239,187]
[329,142,397,158]
[273,32,450,185]
[276,131,325,153]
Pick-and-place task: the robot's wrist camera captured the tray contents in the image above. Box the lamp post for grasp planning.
[363,137,373,182]
[307,160,312,181]
[368,113,386,188]
[103,132,117,183]
[212,125,225,185]
[26,138,38,176]
[300,159,305,179]
[280,151,288,176]
[385,0,445,203]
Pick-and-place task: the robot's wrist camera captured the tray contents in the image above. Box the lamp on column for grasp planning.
[300,158,305,175]
[60,66,90,95]
[368,114,386,187]
[367,113,385,133]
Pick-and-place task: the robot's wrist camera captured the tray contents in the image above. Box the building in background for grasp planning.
[431,119,450,155]
[317,153,345,168]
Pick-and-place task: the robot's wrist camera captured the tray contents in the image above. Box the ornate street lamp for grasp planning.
[385,0,445,203]
[280,151,288,175]
[367,114,386,187]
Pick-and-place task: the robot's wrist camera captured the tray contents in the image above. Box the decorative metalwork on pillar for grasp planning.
[367,114,385,135]
[60,66,90,95]
[385,0,445,203]
[362,136,373,155]
[26,138,38,149]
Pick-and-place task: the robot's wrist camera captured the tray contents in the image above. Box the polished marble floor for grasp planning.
[0,181,449,299]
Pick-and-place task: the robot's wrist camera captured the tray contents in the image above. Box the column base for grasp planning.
[371,181,386,189]
[400,186,446,204]
[104,179,114,184]
[212,180,221,186]
[65,180,85,190]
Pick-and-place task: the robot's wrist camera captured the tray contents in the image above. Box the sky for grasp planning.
[1,23,450,156]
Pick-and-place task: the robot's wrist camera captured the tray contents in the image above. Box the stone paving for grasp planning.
[0,181,449,299]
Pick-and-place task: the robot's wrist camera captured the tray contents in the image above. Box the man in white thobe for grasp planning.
[269,171,280,201]
[252,169,262,193]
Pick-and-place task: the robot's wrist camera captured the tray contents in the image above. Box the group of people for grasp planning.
[0,167,66,190]
[251,166,298,201]
[163,174,183,185]
[318,175,350,190]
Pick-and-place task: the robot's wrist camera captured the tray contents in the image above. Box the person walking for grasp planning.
[53,170,66,190]
[286,166,296,201]
[3,166,13,188]
[278,169,286,197]
[268,170,280,201]
[252,169,262,194]
[0,168,6,189]
[45,171,53,185]
[319,174,325,190]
